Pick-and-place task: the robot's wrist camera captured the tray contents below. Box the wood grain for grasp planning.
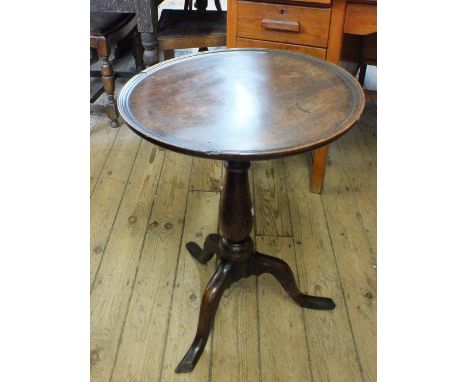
[90,139,165,382]
[253,159,292,237]
[357,105,377,163]
[190,158,223,192]
[119,49,365,161]
[256,236,311,381]
[344,3,377,35]
[321,143,377,382]
[211,275,259,381]
[236,37,326,58]
[336,122,376,253]
[90,126,142,287]
[159,190,219,381]
[110,156,197,381]
[89,119,120,195]
[237,1,330,48]
[325,0,346,64]
[90,113,101,134]
[284,154,363,382]
[226,0,238,47]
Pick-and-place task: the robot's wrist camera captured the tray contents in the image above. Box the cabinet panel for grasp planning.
[236,37,327,59]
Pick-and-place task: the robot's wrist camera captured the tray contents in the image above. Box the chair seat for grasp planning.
[90,12,134,35]
[158,9,226,41]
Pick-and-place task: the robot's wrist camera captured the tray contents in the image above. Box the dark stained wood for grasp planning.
[91,0,160,66]
[118,49,364,374]
[157,9,227,52]
[177,160,335,373]
[118,49,365,161]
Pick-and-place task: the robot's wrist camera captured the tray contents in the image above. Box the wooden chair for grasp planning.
[90,12,144,127]
[157,0,226,61]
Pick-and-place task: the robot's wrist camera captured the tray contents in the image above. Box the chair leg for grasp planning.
[358,63,367,87]
[96,37,119,127]
[214,0,222,11]
[310,145,329,194]
[132,32,145,72]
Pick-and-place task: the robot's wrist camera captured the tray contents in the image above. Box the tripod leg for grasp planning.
[253,252,335,310]
[175,261,233,372]
[186,233,220,264]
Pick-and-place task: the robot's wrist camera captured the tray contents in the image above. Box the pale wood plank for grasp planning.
[357,105,377,164]
[90,113,102,134]
[110,152,193,382]
[253,159,292,237]
[90,127,142,286]
[256,236,312,382]
[211,270,259,381]
[284,154,363,382]
[321,143,377,382]
[190,158,223,192]
[159,190,220,382]
[90,118,120,195]
[90,140,166,382]
[337,125,377,253]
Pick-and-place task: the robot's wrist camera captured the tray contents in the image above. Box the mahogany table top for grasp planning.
[118,49,365,160]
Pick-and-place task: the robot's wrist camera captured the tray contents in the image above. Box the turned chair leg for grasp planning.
[252,252,335,310]
[175,260,234,373]
[96,36,119,127]
[310,145,329,193]
[132,31,145,72]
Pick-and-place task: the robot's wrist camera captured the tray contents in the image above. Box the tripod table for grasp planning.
[118,48,365,373]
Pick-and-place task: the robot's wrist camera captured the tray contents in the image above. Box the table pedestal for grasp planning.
[175,160,336,373]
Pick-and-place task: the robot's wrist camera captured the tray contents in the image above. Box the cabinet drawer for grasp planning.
[237,1,330,48]
[236,37,326,59]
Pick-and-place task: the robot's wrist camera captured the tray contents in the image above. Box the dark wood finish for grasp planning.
[118,49,364,373]
[91,0,159,67]
[176,160,335,373]
[118,49,364,160]
[90,14,142,127]
[157,9,226,53]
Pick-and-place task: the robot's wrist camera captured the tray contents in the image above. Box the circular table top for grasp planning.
[118,49,365,160]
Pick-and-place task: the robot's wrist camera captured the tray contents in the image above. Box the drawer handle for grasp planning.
[261,19,300,33]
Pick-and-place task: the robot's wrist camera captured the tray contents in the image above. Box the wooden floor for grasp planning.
[90,55,377,382]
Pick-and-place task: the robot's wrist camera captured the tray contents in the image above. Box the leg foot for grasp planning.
[110,119,119,128]
[186,233,220,264]
[175,261,233,373]
[252,251,336,310]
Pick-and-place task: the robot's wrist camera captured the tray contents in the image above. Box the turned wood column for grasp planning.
[219,161,254,261]
[141,32,158,67]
